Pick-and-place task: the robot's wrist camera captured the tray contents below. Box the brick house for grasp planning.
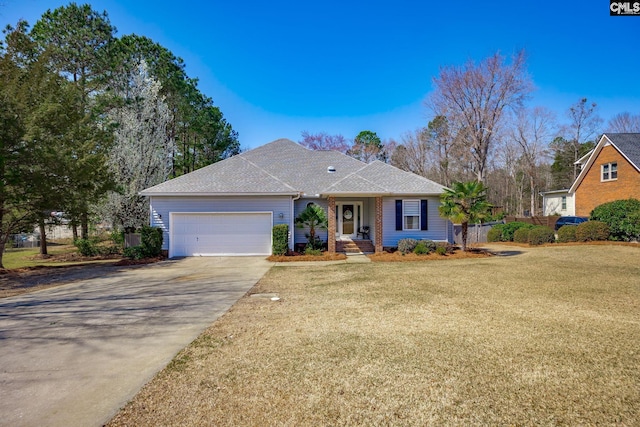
[567,133,640,216]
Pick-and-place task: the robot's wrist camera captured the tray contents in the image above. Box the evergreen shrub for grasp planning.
[590,199,640,241]
[575,221,610,242]
[528,226,555,246]
[398,238,419,254]
[272,224,289,255]
[556,225,577,243]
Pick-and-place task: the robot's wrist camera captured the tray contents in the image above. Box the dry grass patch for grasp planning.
[109,245,640,426]
[267,252,347,262]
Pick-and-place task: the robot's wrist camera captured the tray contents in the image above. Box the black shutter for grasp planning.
[421,200,428,230]
[395,200,403,230]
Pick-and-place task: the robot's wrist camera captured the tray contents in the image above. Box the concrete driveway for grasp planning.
[0,257,273,427]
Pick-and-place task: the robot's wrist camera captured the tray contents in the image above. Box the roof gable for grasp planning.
[569,133,640,193]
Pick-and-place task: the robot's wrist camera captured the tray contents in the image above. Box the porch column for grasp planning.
[375,196,383,253]
[328,196,336,253]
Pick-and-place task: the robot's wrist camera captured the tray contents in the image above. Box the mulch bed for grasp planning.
[368,247,492,262]
[267,252,348,262]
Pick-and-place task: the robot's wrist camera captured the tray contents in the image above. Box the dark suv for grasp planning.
[554,216,588,231]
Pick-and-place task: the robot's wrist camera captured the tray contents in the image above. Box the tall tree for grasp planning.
[564,98,602,180]
[427,50,533,182]
[511,107,554,216]
[606,112,640,133]
[348,130,386,162]
[0,22,33,268]
[438,181,492,251]
[109,34,239,177]
[103,60,174,229]
[31,2,117,239]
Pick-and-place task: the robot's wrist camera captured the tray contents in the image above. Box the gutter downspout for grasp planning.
[290,192,302,251]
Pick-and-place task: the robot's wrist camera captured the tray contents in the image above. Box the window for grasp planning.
[403,200,420,230]
[561,196,567,210]
[602,162,618,181]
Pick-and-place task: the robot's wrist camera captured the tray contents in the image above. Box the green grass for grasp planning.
[2,245,114,269]
[109,244,640,426]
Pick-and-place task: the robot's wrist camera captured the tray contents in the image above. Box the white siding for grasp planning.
[382,197,448,247]
[543,192,575,216]
[149,196,292,251]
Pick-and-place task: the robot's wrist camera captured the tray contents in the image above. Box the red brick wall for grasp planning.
[575,145,640,216]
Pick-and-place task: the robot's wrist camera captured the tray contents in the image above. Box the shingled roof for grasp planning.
[607,133,640,170]
[141,138,446,196]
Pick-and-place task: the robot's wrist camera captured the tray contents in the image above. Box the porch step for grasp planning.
[336,239,375,254]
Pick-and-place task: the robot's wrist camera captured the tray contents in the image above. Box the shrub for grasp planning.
[413,242,431,255]
[435,241,456,254]
[123,245,146,260]
[272,224,289,255]
[140,226,163,257]
[435,246,447,255]
[487,226,504,242]
[398,238,419,254]
[74,239,99,257]
[513,228,530,243]
[304,247,322,256]
[528,226,555,246]
[575,220,610,242]
[110,230,125,246]
[305,235,324,251]
[556,225,577,243]
[501,222,534,241]
[420,239,437,252]
[590,199,640,241]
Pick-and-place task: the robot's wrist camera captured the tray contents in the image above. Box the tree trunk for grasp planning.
[530,176,536,217]
[38,217,48,256]
[461,221,468,252]
[0,235,6,269]
[81,211,89,240]
[72,223,78,241]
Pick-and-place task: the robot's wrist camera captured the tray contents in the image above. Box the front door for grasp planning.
[336,202,362,239]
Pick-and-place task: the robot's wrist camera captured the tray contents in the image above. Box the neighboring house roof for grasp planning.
[540,189,570,196]
[141,138,447,197]
[568,133,640,194]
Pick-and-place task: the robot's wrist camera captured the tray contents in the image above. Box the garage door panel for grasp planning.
[170,213,272,257]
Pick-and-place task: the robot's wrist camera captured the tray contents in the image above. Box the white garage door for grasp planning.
[170,212,272,257]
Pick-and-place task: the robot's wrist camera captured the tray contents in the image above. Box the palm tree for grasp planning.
[439,181,492,251]
[295,204,328,249]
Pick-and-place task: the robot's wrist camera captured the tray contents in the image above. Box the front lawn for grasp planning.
[109,244,640,426]
[2,245,117,269]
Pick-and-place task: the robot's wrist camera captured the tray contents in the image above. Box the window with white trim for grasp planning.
[403,200,420,230]
[561,196,567,210]
[601,162,618,181]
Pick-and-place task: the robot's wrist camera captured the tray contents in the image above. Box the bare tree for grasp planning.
[511,107,555,216]
[564,98,602,180]
[427,50,533,182]
[606,112,640,133]
[299,131,350,153]
[390,129,432,177]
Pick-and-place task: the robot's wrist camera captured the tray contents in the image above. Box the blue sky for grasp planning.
[3,0,640,149]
